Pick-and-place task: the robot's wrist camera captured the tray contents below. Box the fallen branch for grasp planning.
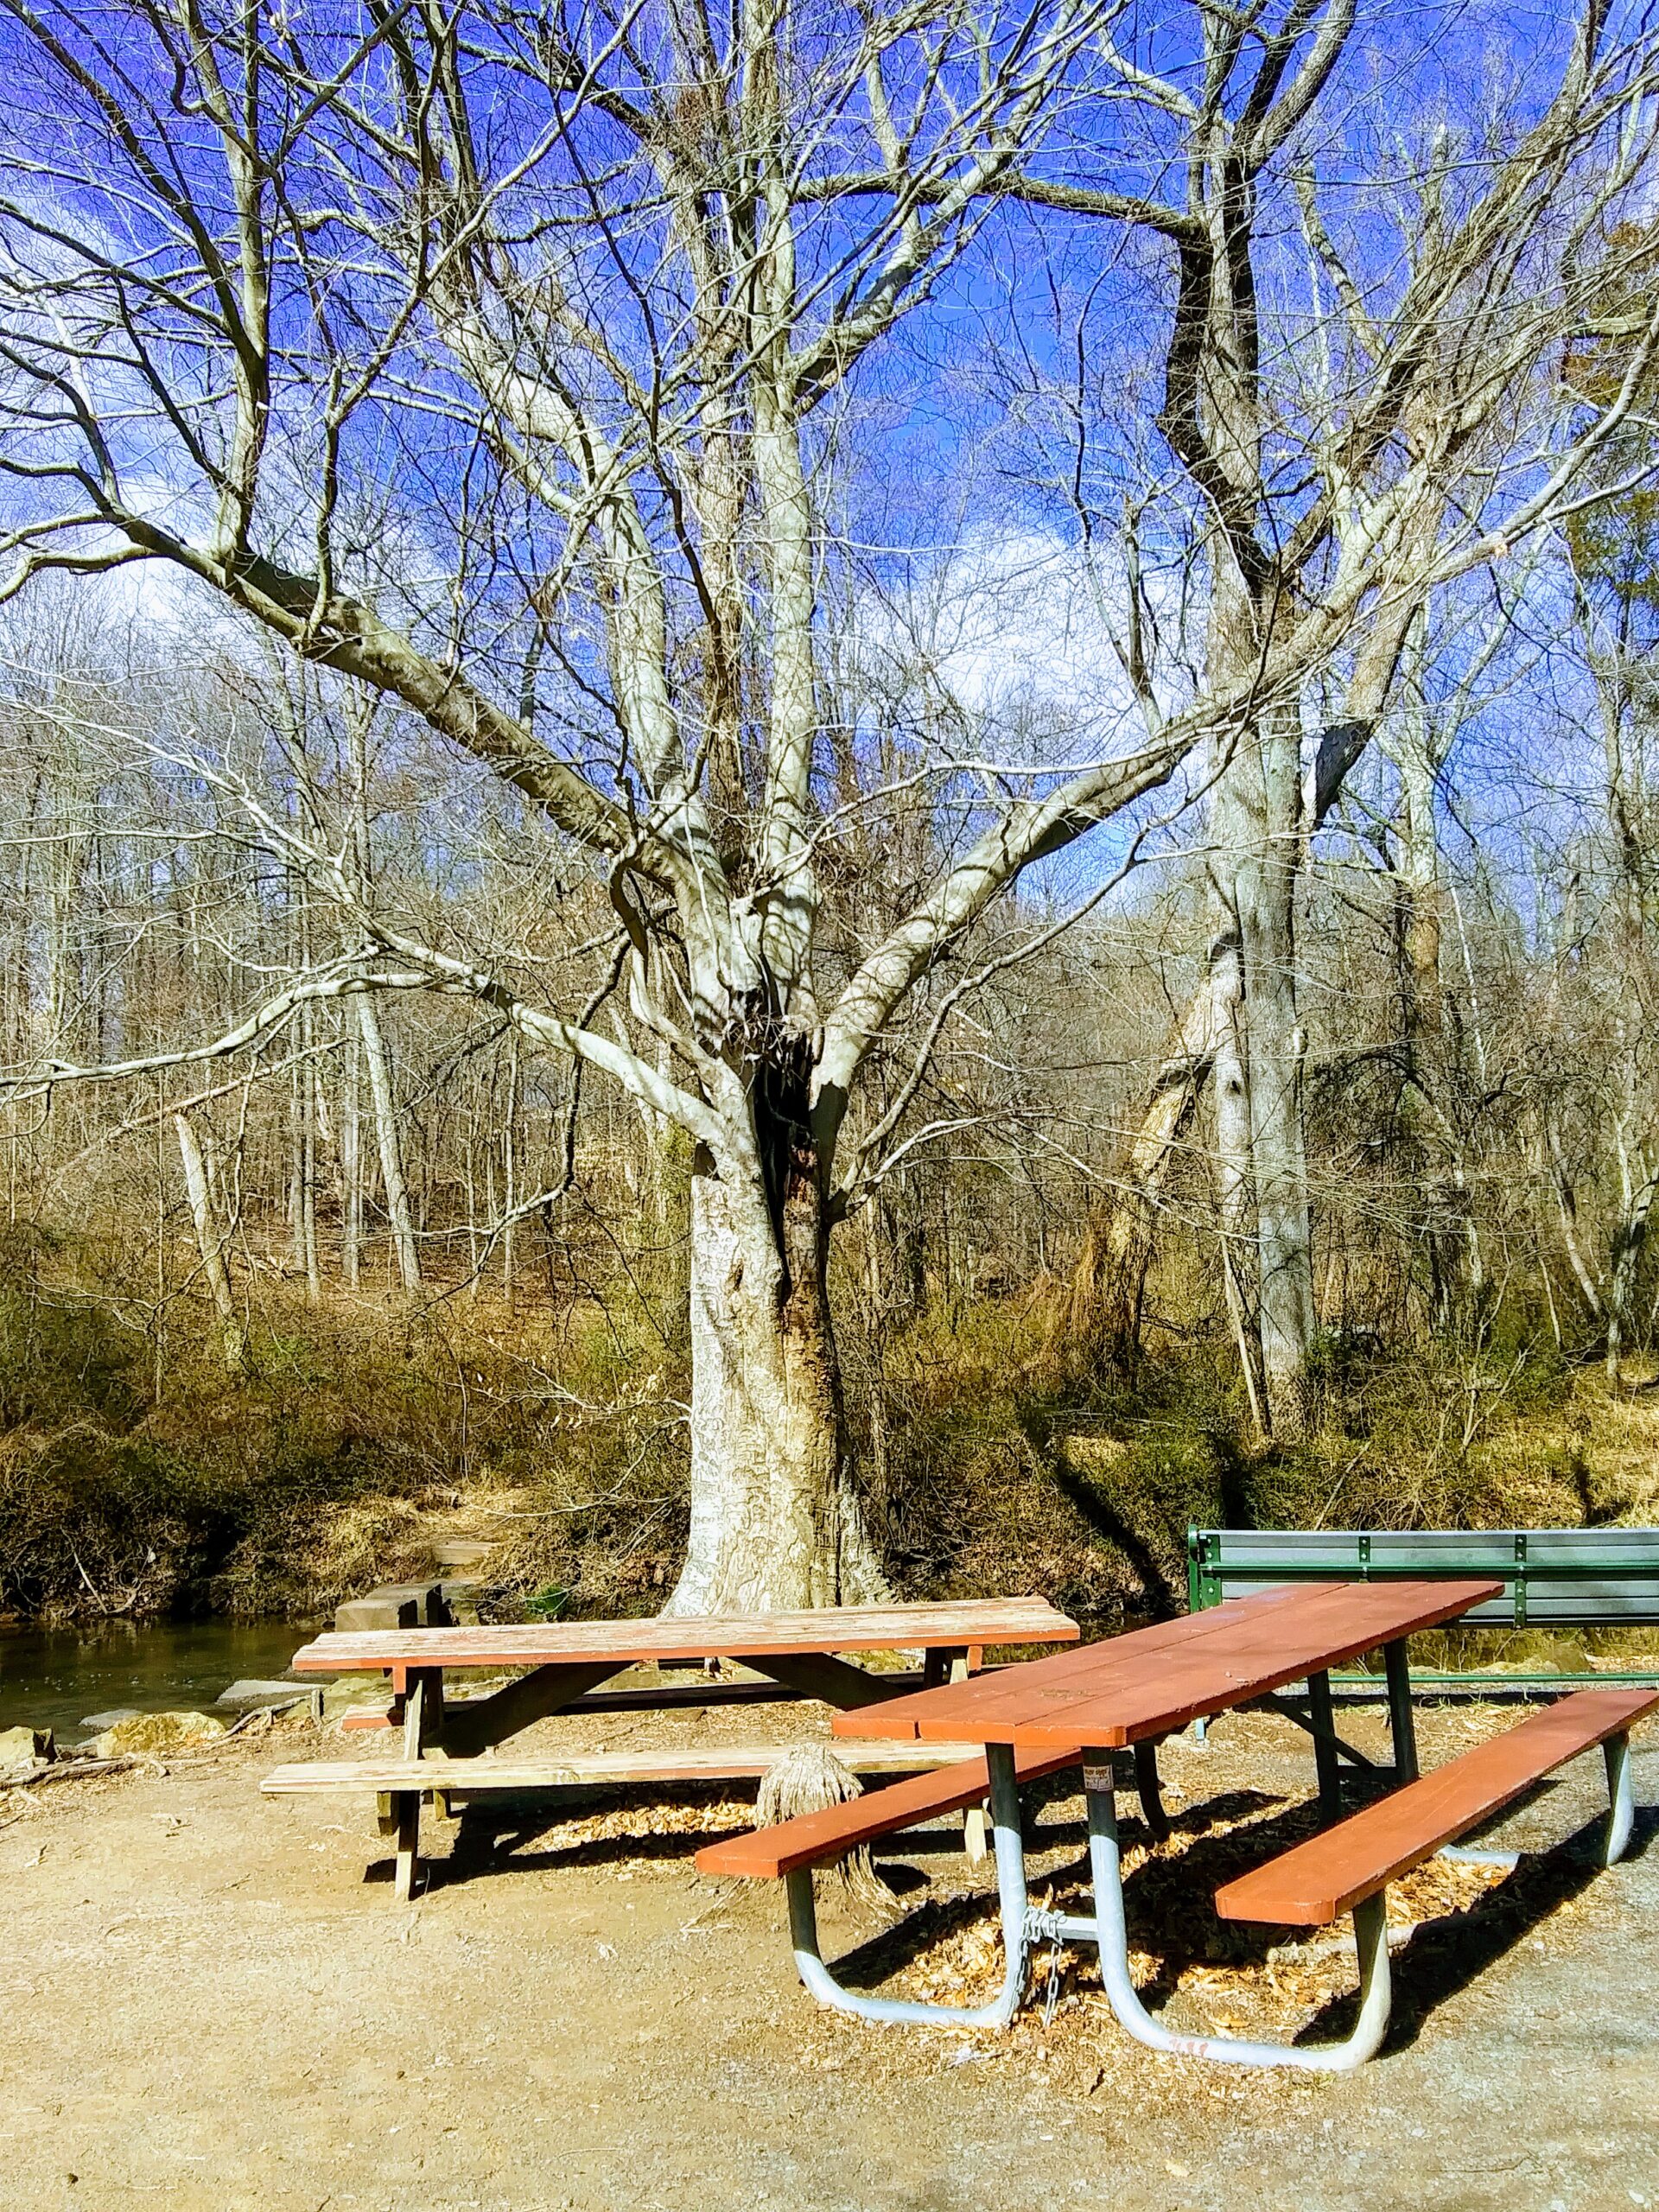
[0,1756,136,1789]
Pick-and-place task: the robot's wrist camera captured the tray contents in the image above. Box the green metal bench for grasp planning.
[1187,1526,1659,1691]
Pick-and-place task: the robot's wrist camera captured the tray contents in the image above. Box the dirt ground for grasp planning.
[2,1692,1657,2212]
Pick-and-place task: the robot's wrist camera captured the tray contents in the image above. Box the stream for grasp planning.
[0,1618,309,1738]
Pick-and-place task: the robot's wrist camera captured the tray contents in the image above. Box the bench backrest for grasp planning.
[1187,1525,1659,1628]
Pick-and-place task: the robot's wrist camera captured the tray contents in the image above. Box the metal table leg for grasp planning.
[1076,1756,1393,2071]
[1383,1638,1419,1783]
[1133,1740,1171,1841]
[1605,1731,1635,1863]
[785,1744,1033,2029]
[1307,1670,1343,1823]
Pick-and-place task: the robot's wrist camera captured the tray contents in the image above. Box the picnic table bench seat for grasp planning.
[1217,1685,1656,1927]
[266,1740,1003,1899]
[265,1740,995,1806]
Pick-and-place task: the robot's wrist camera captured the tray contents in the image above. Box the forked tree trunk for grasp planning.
[668,1097,885,1616]
[1064,717,1376,1383]
[1062,985,1217,1373]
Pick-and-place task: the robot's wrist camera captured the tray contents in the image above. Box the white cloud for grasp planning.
[850,524,1196,765]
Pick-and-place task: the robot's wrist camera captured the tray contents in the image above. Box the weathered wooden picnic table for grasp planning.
[706,1575,1659,2064]
[268,1598,1078,1897]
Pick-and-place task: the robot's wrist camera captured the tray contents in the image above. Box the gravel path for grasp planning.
[2,1703,1656,2211]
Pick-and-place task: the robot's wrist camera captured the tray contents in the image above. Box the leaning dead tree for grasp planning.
[0,0,1656,1600]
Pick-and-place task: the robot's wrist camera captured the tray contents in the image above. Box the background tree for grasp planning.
[1004,0,1659,1428]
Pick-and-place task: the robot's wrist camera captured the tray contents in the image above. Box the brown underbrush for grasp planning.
[0,1224,1652,1629]
[0,1224,688,1625]
[871,1293,1647,1624]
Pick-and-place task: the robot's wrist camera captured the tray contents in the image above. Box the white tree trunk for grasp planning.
[668,1150,885,1615]
[1206,904,1267,1433]
[1606,1165,1658,1384]
[1250,712,1317,1434]
[340,1032,361,1290]
[1205,721,1316,1440]
[173,1111,247,1376]
[356,994,421,1295]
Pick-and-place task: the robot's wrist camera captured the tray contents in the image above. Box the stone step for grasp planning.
[430,1538,493,1571]
[215,1679,309,1710]
[334,1578,482,1634]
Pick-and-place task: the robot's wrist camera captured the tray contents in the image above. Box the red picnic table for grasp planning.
[265,1597,1078,1897]
[779,1583,1654,2061]
[702,1576,1659,2066]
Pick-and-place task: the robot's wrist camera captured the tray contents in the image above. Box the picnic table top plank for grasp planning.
[835,1582,1325,1744]
[834,1579,1503,1750]
[1004,1578,1503,1749]
[1215,1686,1659,1923]
[289,1597,1077,1675]
[976,1577,1503,1748]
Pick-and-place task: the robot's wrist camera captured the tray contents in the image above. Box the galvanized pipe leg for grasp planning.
[1605,1732,1634,1864]
[1133,1741,1170,1842]
[1307,1670,1343,1824]
[1383,1639,1419,1783]
[785,1743,1032,2029]
[1081,1758,1393,2070]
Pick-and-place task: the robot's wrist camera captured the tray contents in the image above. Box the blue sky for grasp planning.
[0,0,1648,939]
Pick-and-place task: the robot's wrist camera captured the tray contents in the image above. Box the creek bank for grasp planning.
[0,1567,491,1744]
[0,1722,50,1775]
[90,1709,227,1756]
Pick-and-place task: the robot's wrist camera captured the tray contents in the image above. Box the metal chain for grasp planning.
[1040,1932,1065,2028]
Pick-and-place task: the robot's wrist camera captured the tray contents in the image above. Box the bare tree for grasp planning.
[1,0,1655,1611]
[1000,0,1659,1426]
[0,0,1198,1608]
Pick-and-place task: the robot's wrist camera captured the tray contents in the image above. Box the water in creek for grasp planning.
[0,1618,309,1738]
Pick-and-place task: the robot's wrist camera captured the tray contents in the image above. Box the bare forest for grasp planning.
[1,0,1658,1629]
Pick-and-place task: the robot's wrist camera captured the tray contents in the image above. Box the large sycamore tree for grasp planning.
[0,0,1655,1604]
[0,0,1193,1610]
